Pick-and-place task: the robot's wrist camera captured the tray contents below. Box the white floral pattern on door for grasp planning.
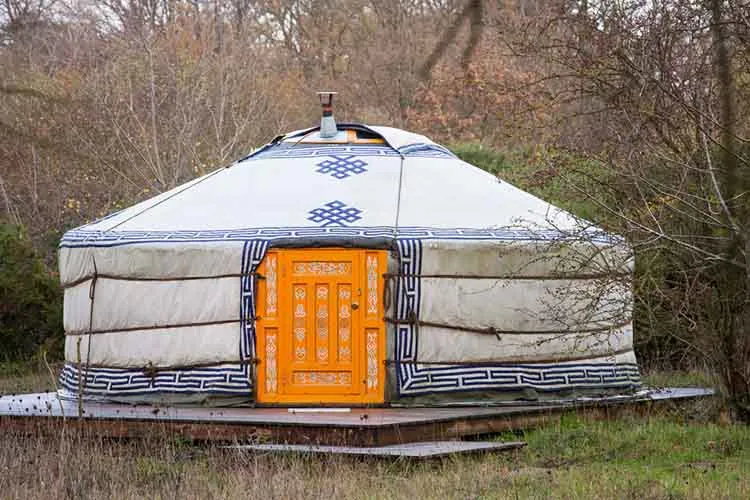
[293,286,306,361]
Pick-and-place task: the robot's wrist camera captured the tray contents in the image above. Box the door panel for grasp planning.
[256,249,386,405]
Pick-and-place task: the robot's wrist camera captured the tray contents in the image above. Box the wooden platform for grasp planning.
[0,388,713,447]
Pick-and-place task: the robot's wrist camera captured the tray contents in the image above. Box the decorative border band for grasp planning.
[61,226,619,248]
[58,363,251,396]
[58,357,641,397]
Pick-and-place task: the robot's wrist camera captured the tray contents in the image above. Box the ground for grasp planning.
[0,364,747,499]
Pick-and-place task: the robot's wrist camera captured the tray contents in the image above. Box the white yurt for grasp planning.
[58,95,640,406]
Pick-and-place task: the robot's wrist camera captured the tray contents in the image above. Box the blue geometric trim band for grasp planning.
[60,226,620,248]
[394,353,642,395]
[58,363,251,396]
[240,240,268,363]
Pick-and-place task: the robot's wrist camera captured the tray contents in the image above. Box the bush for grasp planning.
[0,224,63,361]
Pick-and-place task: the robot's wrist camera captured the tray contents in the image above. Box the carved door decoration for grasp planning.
[256,249,386,404]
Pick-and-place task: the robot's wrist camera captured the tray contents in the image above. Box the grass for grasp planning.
[0,358,58,395]
[643,370,718,390]
[519,415,750,498]
[1,412,747,499]
[1,365,747,499]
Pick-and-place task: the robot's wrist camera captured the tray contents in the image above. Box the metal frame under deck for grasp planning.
[0,388,712,447]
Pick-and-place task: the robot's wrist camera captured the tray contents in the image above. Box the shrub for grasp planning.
[0,224,63,361]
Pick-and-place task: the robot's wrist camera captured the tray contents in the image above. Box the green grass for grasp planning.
[501,414,750,498]
[521,414,749,467]
[0,365,747,498]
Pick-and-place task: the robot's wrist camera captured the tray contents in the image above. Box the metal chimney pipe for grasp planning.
[317,91,338,138]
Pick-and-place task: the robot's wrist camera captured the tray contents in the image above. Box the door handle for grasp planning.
[351,303,360,310]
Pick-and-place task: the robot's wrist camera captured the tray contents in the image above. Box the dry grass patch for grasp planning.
[0,360,58,395]
[0,418,747,499]
[0,430,538,499]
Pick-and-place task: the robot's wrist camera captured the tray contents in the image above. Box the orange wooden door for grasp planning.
[256,249,386,405]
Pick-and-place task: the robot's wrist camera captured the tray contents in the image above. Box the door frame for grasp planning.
[255,248,387,405]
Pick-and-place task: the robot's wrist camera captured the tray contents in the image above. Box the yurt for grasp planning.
[58,94,640,406]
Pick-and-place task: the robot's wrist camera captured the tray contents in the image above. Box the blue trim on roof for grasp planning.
[59,226,621,248]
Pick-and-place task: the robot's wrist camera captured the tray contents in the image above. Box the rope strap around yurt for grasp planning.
[382,271,630,280]
[61,271,269,290]
[76,256,97,417]
[382,316,632,337]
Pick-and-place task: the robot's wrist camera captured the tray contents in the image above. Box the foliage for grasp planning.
[0,359,59,394]
[0,224,63,361]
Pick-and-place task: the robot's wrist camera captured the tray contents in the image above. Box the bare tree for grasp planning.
[483,0,750,418]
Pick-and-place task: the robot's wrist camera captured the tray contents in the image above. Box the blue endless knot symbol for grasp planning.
[307,200,363,227]
[315,155,368,179]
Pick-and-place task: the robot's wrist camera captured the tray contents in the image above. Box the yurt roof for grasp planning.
[61,122,613,248]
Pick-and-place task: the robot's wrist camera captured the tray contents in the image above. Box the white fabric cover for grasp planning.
[65,324,240,368]
[69,153,401,234]
[368,126,435,150]
[63,277,239,333]
[416,324,633,364]
[59,242,245,287]
[419,277,631,333]
[398,156,579,229]
[418,239,633,276]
